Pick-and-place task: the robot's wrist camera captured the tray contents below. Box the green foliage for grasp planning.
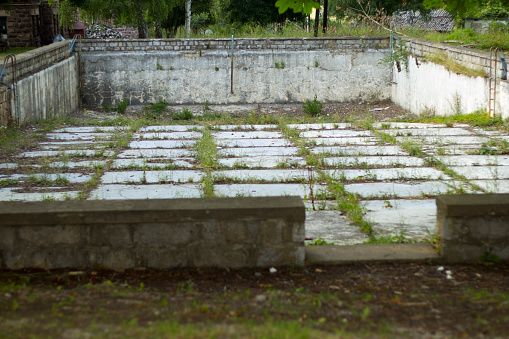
[307,238,335,246]
[424,0,480,18]
[222,0,305,25]
[172,108,194,120]
[303,95,322,117]
[275,0,319,14]
[116,100,128,114]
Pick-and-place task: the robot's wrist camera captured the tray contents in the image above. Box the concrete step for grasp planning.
[306,243,442,264]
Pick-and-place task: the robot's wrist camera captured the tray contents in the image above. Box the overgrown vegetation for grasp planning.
[424,52,488,78]
[303,95,323,117]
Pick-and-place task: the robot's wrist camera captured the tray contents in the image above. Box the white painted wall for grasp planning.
[392,55,509,118]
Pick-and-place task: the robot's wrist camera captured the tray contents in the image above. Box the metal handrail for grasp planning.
[69,34,82,54]
[0,54,19,122]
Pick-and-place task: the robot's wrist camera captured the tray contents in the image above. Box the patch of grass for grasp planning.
[172,108,194,121]
[116,100,129,114]
[307,238,335,246]
[400,139,425,157]
[424,52,488,78]
[473,139,509,155]
[303,95,322,117]
[195,128,219,197]
[0,47,37,60]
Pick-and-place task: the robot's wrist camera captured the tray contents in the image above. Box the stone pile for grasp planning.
[85,23,130,39]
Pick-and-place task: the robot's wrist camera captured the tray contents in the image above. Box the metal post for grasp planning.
[231,34,234,94]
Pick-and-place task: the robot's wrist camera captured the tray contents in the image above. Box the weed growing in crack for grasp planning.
[401,139,425,157]
[195,128,219,197]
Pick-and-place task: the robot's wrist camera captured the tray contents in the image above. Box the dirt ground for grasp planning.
[1,262,509,338]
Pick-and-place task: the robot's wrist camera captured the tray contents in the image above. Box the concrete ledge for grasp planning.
[437,194,509,263]
[0,197,305,270]
[305,244,441,264]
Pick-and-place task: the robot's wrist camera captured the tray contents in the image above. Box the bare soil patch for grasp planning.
[1,263,508,338]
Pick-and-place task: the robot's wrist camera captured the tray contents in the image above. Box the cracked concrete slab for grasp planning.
[212,169,307,182]
[218,156,306,169]
[216,138,292,148]
[322,156,425,167]
[344,181,453,198]
[89,183,202,200]
[112,158,195,169]
[218,147,299,157]
[129,140,195,149]
[311,145,406,156]
[117,149,194,158]
[101,170,202,184]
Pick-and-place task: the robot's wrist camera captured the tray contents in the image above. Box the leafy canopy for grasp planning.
[275,0,320,14]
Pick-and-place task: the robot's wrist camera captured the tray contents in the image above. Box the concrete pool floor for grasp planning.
[2,118,507,245]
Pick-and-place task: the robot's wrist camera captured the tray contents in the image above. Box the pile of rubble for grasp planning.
[85,23,130,39]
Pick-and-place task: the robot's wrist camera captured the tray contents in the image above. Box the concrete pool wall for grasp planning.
[0,36,508,126]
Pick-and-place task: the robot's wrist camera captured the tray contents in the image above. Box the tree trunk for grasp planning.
[137,8,148,39]
[185,0,191,38]
[313,0,320,37]
[154,20,163,39]
[322,0,328,35]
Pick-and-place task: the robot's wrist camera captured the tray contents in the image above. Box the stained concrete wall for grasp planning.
[79,37,392,106]
[15,56,80,124]
[0,197,305,270]
[0,40,80,126]
[392,38,509,118]
[436,194,509,263]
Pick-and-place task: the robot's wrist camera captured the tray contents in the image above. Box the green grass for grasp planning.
[0,47,37,60]
[195,128,219,197]
[424,52,488,78]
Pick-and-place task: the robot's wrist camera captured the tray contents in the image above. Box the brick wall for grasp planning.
[0,197,306,270]
[78,36,390,52]
[2,1,59,48]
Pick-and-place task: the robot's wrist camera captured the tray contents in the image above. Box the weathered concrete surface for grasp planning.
[306,243,441,264]
[0,197,305,270]
[392,38,509,118]
[437,194,509,263]
[81,47,391,106]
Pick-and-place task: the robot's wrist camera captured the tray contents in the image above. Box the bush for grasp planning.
[116,100,128,114]
[172,108,194,120]
[303,95,322,116]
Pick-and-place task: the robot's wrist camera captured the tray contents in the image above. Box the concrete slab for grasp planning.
[112,158,195,169]
[311,145,406,156]
[305,210,367,245]
[382,128,473,137]
[0,188,80,201]
[373,122,447,129]
[0,163,18,169]
[129,140,195,149]
[323,156,425,168]
[52,127,127,133]
[46,133,113,141]
[450,166,509,180]
[344,181,453,198]
[439,155,509,166]
[305,243,441,264]
[139,125,203,132]
[287,123,351,130]
[117,149,194,158]
[213,131,283,139]
[425,144,481,155]
[324,167,450,181]
[101,170,202,184]
[214,183,327,198]
[301,130,372,138]
[399,135,489,145]
[214,124,278,130]
[310,137,378,146]
[218,156,306,169]
[216,139,292,148]
[0,173,92,184]
[135,132,201,140]
[212,169,307,182]
[19,150,114,158]
[471,179,509,193]
[363,199,437,240]
[40,141,108,149]
[49,160,107,169]
[219,147,298,157]
[89,183,202,200]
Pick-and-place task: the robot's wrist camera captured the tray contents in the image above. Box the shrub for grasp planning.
[173,108,194,120]
[303,95,322,116]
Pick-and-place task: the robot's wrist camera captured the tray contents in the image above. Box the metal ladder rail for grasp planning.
[0,54,19,123]
[489,47,498,117]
